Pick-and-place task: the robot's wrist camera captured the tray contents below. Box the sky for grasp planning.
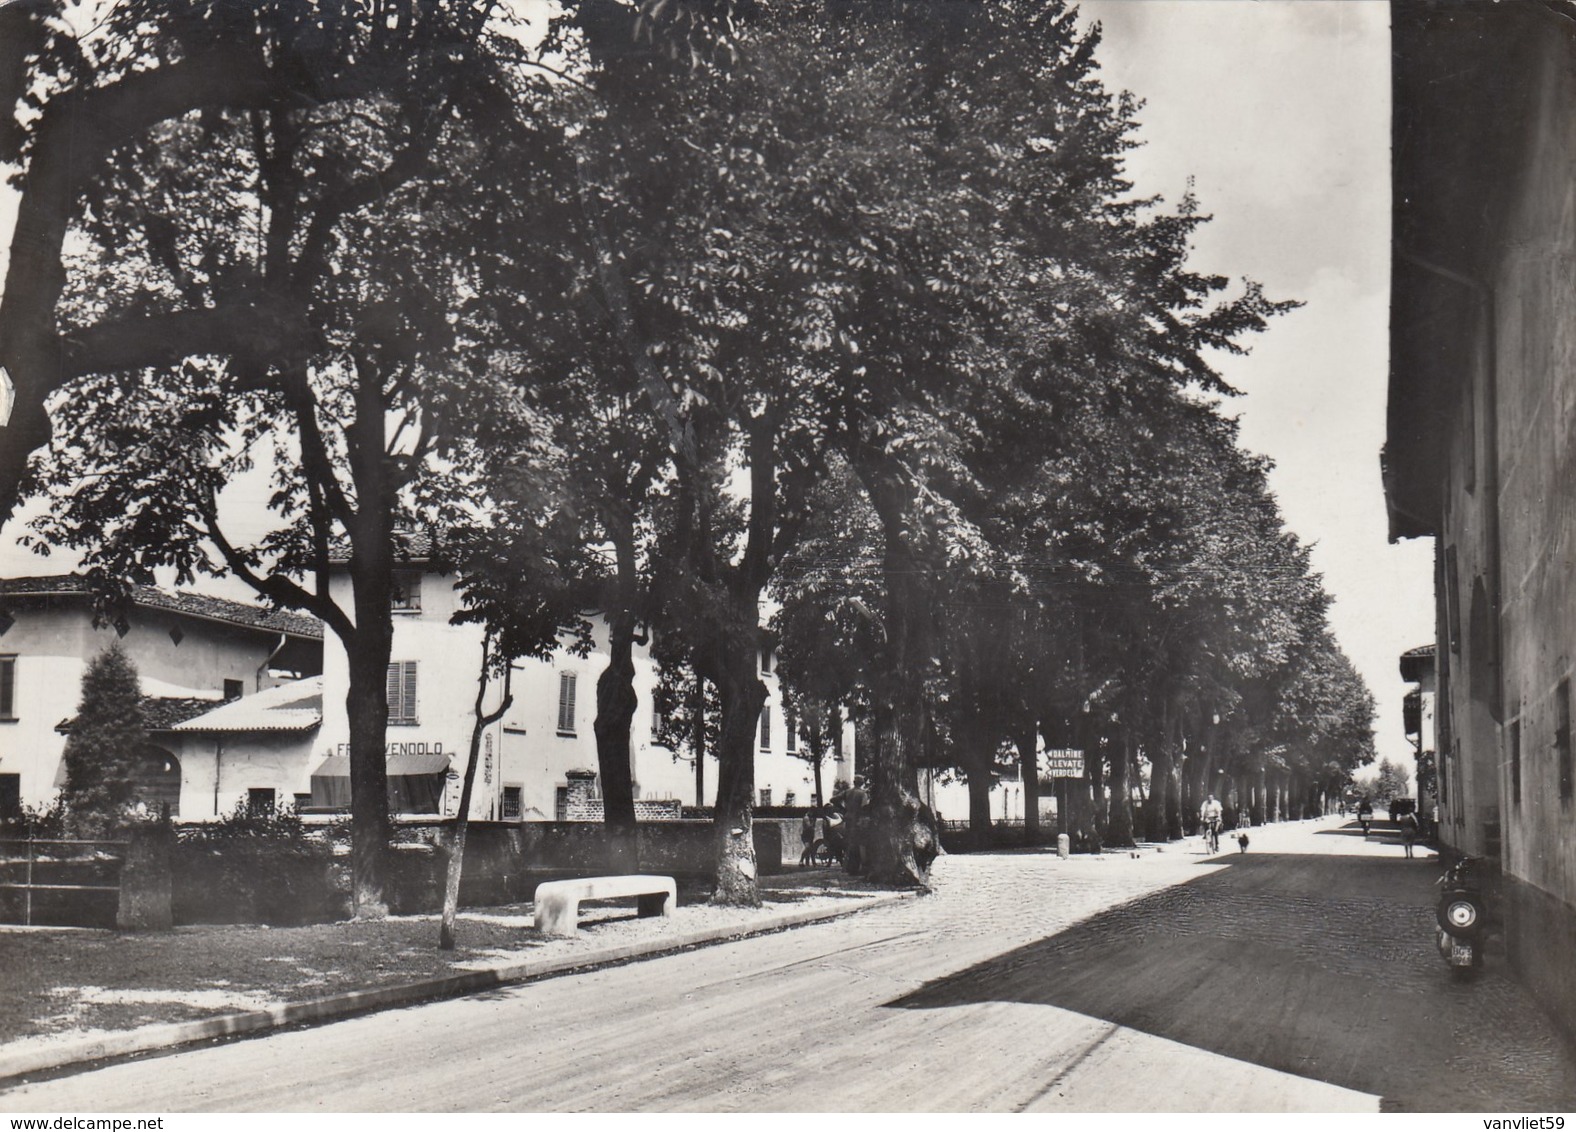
[0,0,1434,770]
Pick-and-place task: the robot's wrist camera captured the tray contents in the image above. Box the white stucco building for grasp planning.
[4,561,856,823]
[307,543,856,821]
[0,575,322,819]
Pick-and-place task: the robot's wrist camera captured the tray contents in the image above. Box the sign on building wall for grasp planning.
[334,740,447,757]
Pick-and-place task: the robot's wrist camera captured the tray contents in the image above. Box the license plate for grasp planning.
[1450,938,1475,966]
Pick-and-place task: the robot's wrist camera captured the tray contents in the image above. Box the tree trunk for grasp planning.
[966,763,994,842]
[440,644,511,950]
[343,620,392,919]
[593,610,640,874]
[1017,726,1039,841]
[1163,708,1183,841]
[1142,730,1169,843]
[815,704,837,805]
[593,511,641,872]
[1106,731,1135,847]
[845,455,943,888]
[710,633,765,907]
[692,671,706,807]
[860,683,939,887]
[1087,740,1107,841]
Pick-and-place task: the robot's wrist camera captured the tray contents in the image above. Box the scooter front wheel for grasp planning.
[1438,893,1486,935]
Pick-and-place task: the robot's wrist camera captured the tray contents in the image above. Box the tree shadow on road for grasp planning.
[885,853,1576,1112]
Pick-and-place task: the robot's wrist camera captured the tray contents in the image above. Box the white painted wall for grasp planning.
[173,729,319,820]
[0,597,302,811]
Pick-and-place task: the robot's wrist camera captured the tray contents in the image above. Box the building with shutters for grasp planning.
[312,537,855,821]
[2,553,857,825]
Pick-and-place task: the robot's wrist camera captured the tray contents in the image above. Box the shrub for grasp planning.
[174,799,345,925]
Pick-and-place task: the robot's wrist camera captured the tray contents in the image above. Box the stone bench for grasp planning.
[533,874,677,938]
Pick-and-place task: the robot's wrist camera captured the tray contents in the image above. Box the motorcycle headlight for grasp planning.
[1446,899,1479,931]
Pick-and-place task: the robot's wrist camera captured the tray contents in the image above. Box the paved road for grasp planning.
[5,816,1575,1112]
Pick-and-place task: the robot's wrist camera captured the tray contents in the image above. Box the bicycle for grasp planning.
[1204,818,1221,855]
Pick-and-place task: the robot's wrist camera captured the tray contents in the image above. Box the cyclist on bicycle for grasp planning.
[1200,794,1224,852]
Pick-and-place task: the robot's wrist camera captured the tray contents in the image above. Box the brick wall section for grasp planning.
[561,771,683,822]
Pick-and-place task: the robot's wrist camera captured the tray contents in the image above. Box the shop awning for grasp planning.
[311,754,451,778]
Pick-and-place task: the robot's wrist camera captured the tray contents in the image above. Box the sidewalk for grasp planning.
[0,870,910,1082]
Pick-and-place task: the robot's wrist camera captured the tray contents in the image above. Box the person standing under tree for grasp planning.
[840,775,869,873]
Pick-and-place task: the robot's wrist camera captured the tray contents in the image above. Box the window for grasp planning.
[557,672,577,735]
[759,787,772,807]
[247,788,276,816]
[1558,678,1572,805]
[1510,719,1522,807]
[0,656,13,720]
[784,790,797,806]
[223,679,244,701]
[502,785,523,820]
[759,704,771,751]
[786,708,798,753]
[292,793,312,812]
[391,571,423,612]
[386,661,418,725]
[760,646,772,675]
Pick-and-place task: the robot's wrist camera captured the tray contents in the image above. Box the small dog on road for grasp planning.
[1236,832,1250,853]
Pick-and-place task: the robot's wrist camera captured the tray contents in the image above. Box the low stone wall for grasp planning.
[163,818,787,926]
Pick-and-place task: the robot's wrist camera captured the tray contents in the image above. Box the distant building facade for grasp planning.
[1385,0,1576,1036]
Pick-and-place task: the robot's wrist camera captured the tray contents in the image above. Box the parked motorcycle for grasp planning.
[1435,855,1487,978]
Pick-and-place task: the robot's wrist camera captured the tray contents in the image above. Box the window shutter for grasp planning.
[387,662,416,723]
[0,658,13,718]
[759,704,771,751]
[407,572,422,610]
[786,709,797,752]
[558,672,577,733]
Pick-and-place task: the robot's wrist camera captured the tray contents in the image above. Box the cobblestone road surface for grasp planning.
[4,815,1573,1112]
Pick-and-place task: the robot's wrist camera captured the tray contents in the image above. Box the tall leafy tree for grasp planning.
[0,0,529,523]
[19,6,563,914]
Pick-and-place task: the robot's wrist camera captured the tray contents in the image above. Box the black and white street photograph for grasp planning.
[0,0,1573,1116]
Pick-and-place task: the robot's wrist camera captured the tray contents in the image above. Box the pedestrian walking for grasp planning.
[1399,809,1420,858]
[799,804,820,867]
